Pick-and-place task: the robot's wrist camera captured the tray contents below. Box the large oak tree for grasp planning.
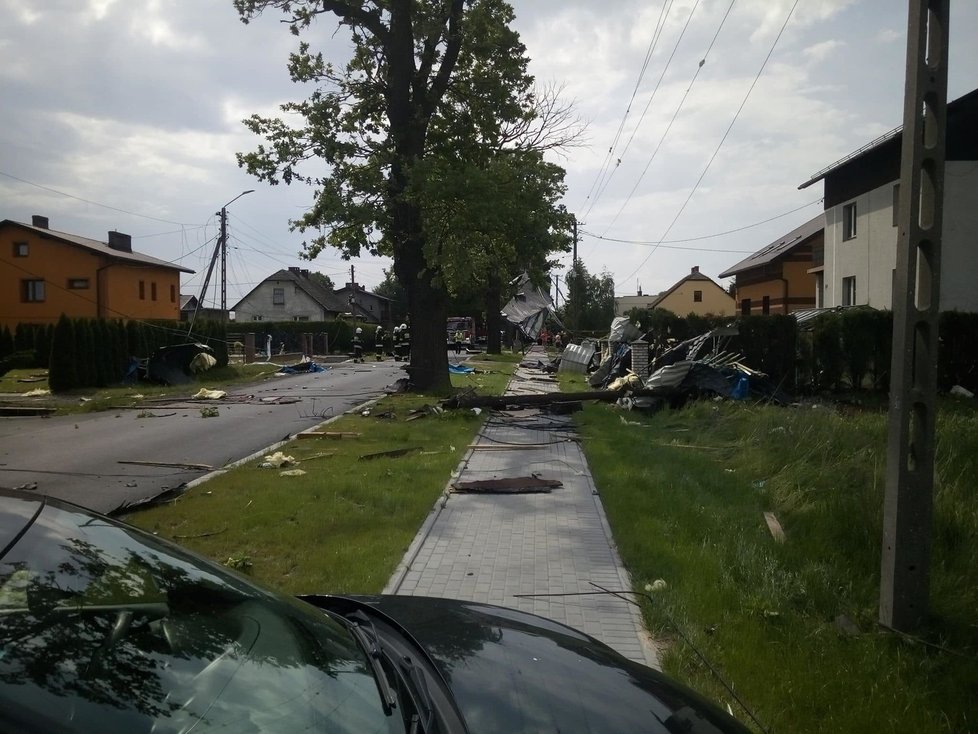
[234,0,572,388]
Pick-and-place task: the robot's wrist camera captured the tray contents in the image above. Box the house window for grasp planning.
[892,183,900,227]
[842,202,857,240]
[842,276,856,306]
[139,281,146,300]
[252,315,264,321]
[21,280,45,302]
[151,282,157,301]
[762,295,770,314]
[693,290,703,303]
[170,284,176,303]
[68,278,90,289]
[13,242,28,257]
[293,316,309,322]
[273,287,285,305]
[741,298,751,315]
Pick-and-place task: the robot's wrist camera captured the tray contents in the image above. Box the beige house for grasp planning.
[646,266,735,317]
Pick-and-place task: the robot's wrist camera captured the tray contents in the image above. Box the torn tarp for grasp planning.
[501,273,556,342]
[449,363,474,374]
[146,343,214,385]
[277,360,327,374]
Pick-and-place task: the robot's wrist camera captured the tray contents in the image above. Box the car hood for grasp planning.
[323,595,751,734]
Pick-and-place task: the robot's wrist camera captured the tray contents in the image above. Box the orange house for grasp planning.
[719,215,822,315]
[0,216,193,330]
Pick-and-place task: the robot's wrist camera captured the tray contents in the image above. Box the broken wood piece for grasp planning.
[359,446,422,461]
[174,526,227,540]
[300,451,337,462]
[297,431,361,439]
[452,476,562,494]
[763,512,786,543]
[117,460,214,471]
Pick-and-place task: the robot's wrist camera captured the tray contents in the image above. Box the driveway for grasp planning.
[0,361,404,513]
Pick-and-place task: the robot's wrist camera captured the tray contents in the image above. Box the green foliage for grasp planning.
[48,314,78,393]
[938,311,978,392]
[0,326,13,360]
[736,314,797,390]
[576,400,978,733]
[562,260,615,332]
[33,324,54,369]
[812,312,844,390]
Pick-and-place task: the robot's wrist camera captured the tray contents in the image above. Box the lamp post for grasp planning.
[219,189,254,319]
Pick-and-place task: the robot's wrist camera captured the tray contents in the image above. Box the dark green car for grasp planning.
[0,489,750,733]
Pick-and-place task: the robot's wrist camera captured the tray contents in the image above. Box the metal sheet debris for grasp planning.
[452,476,562,494]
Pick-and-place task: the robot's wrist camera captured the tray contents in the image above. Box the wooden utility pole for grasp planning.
[880,0,949,632]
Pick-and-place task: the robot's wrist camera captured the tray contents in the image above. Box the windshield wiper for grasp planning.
[347,613,397,717]
[398,654,434,733]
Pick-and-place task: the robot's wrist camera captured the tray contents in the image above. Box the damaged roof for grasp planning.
[719,214,823,278]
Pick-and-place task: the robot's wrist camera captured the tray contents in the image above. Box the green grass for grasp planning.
[573,398,978,733]
[126,359,518,595]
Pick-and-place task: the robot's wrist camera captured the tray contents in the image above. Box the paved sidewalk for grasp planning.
[385,346,658,668]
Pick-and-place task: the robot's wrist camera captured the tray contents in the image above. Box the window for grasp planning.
[892,184,900,227]
[273,287,285,305]
[21,279,45,302]
[762,295,770,315]
[842,276,856,306]
[693,290,703,303]
[252,315,264,321]
[170,284,176,303]
[741,298,751,315]
[13,242,28,257]
[67,278,90,289]
[293,316,309,322]
[842,202,857,240]
[151,282,157,301]
[139,281,146,300]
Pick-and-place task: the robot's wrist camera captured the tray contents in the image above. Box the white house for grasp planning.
[799,87,978,312]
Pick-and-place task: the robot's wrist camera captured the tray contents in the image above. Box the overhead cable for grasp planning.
[616,0,800,287]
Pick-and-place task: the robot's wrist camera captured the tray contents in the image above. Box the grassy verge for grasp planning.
[572,396,978,733]
[126,354,520,595]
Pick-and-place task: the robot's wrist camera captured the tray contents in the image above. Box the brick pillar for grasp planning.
[631,339,649,379]
[244,333,255,364]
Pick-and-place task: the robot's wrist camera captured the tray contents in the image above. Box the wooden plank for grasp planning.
[763,512,786,543]
[117,460,214,471]
[297,431,361,439]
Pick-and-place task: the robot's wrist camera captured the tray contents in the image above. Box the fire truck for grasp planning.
[446,316,478,346]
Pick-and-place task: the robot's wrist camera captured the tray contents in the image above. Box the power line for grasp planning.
[616,0,800,287]
[580,0,674,211]
[586,0,705,222]
[583,198,820,248]
[600,0,735,234]
[0,170,201,227]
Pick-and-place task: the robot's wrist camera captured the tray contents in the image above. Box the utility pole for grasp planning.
[571,214,578,263]
[219,206,228,320]
[880,0,948,632]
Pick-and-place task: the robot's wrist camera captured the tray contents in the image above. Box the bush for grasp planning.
[48,315,78,393]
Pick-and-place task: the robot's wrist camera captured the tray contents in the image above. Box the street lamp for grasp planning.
[219,190,254,318]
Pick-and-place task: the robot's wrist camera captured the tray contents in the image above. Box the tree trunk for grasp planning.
[485,273,503,354]
[406,273,449,391]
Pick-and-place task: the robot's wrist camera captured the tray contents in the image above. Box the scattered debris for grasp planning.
[146,343,215,385]
[199,406,220,418]
[449,364,475,375]
[189,352,217,373]
[763,512,786,543]
[10,482,38,492]
[451,476,562,494]
[193,388,227,400]
[359,447,422,461]
[16,377,45,383]
[644,579,668,593]
[834,614,861,637]
[406,404,443,421]
[950,384,974,399]
[261,451,296,468]
[117,460,214,471]
[297,430,361,440]
[135,411,177,418]
[224,556,253,571]
[174,527,227,540]
[280,469,307,477]
[277,359,327,375]
[23,388,51,397]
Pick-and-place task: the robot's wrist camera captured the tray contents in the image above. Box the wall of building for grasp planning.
[658,281,735,317]
[1,227,182,328]
[234,280,329,322]
[614,295,659,316]
[823,161,978,310]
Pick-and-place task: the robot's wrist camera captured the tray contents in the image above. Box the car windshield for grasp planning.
[0,501,404,734]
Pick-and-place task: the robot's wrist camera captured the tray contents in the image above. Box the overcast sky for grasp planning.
[2,0,976,308]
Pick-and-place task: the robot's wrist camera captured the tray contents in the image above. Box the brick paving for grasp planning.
[385,347,658,668]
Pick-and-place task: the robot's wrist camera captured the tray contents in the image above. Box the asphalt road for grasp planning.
[0,360,406,514]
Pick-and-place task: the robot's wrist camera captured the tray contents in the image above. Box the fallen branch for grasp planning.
[359,447,422,461]
[174,526,228,540]
[117,460,214,471]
